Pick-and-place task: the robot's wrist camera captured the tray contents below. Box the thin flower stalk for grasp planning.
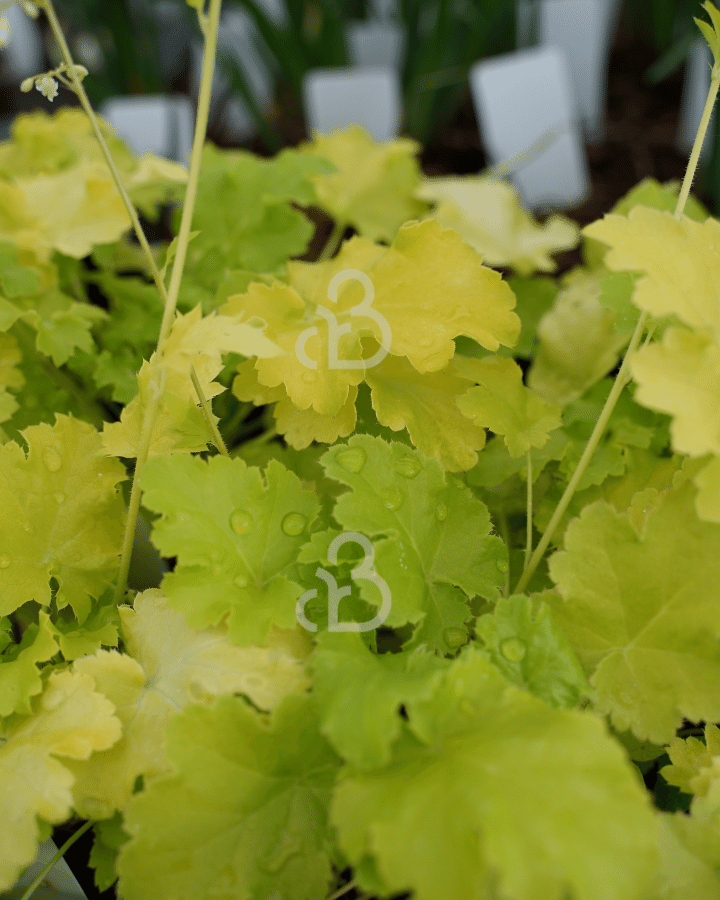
[513,63,720,596]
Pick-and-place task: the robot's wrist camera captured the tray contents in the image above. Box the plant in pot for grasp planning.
[3,2,720,900]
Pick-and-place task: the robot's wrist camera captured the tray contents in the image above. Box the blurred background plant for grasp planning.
[5,0,720,216]
[42,0,167,104]
[623,0,720,216]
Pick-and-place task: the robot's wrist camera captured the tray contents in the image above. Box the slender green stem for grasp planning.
[524,449,533,571]
[112,0,223,606]
[317,221,346,262]
[674,71,720,218]
[512,69,720,596]
[325,878,358,900]
[190,362,229,457]
[19,820,94,900]
[37,0,169,310]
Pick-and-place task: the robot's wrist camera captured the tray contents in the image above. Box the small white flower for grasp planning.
[0,15,10,48]
[35,74,58,101]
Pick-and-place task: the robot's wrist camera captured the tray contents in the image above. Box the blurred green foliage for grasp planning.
[56,0,166,105]
[224,0,517,146]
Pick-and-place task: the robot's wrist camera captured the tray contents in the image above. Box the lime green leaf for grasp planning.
[582,178,709,270]
[320,435,507,653]
[0,669,122,892]
[651,810,720,899]
[0,611,58,716]
[0,162,132,261]
[47,587,119,660]
[0,108,136,180]
[502,273,559,358]
[0,414,127,619]
[68,590,312,817]
[544,478,720,744]
[0,332,23,423]
[20,287,107,366]
[417,174,578,275]
[660,723,720,798]
[138,455,320,645]
[598,271,643,334]
[583,206,720,334]
[364,350,488,472]
[101,304,281,459]
[332,647,658,900]
[178,143,332,292]
[630,326,720,457]
[299,124,429,241]
[474,594,593,709]
[310,631,448,768]
[89,813,128,893]
[117,692,340,900]
[527,268,630,405]
[695,1,720,72]
[456,355,563,457]
[224,219,519,463]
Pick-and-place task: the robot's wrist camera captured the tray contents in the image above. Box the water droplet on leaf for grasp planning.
[54,492,65,505]
[500,637,526,662]
[383,486,403,511]
[0,556,9,569]
[497,559,509,573]
[234,574,248,588]
[282,512,307,536]
[42,448,61,472]
[435,501,448,522]
[336,446,366,473]
[444,627,466,649]
[229,509,252,535]
[395,456,421,478]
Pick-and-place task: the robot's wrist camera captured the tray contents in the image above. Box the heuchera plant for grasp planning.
[3,1,720,899]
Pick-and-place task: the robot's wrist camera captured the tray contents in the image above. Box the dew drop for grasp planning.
[443,627,466,649]
[22,523,33,535]
[234,574,248,588]
[0,556,9,569]
[336,446,366,473]
[500,637,526,662]
[42,448,61,473]
[54,492,65,505]
[282,512,307,536]
[383,486,403,511]
[435,501,448,522]
[229,509,253,535]
[395,456,421,478]
[302,371,317,384]
[497,559,509,573]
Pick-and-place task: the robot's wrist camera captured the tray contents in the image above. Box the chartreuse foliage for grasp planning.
[4,76,720,900]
